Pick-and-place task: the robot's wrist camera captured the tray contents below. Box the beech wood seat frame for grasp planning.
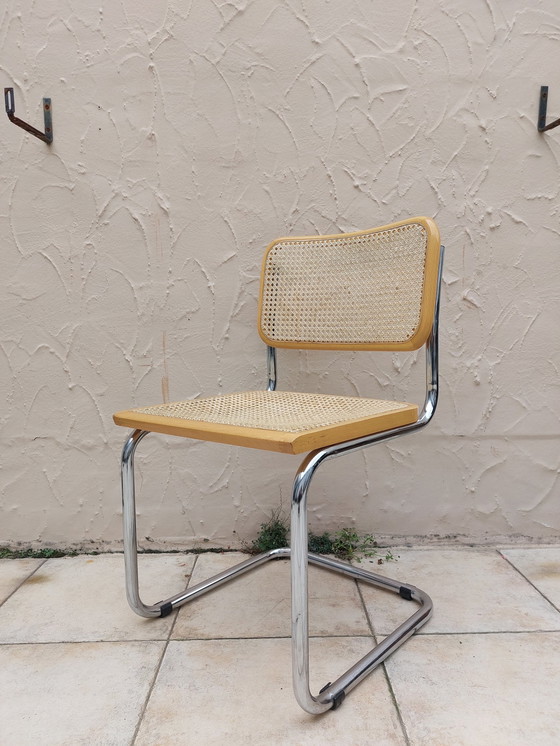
[116,217,444,714]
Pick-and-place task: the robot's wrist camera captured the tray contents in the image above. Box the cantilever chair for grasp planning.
[114,215,443,714]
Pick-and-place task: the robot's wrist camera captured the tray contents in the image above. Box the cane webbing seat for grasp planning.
[114,391,418,454]
[114,215,443,715]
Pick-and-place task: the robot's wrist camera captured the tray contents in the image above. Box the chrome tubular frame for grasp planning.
[266,345,277,391]
[119,247,444,713]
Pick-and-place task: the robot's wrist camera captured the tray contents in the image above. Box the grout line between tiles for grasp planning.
[131,556,192,745]
[355,579,375,636]
[498,549,560,615]
[131,638,170,746]
[0,558,48,609]
[356,579,410,745]
[0,639,170,648]
[4,629,558,649]
[170,633,376,642]
[382,662,411,746]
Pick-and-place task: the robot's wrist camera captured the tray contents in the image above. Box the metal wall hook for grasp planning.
[4,87,53,144]
[538,86,560,132]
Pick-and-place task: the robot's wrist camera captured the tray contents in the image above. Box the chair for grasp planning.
[114,215,443,714]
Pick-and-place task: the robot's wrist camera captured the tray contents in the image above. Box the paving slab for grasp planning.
[136,637,407,745]
[358,548,560,634]
[500,546,560,609]
[0,553,195,643]
[0,558,44,605]
[0,641,165,746]
[385,631,560,746]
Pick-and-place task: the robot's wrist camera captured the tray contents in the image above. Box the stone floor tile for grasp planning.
[385,632,560,746]
[500,546,560,609]
[0,640,164,746]
[172,551,370,639]
[0,558,44,604]
[358,548,560,634]
[136,637,406,745]
[0,553,195,643]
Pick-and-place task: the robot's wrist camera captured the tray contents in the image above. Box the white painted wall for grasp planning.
[1,0,559,549]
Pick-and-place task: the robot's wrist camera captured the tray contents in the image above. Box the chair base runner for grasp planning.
[125,545,432,711]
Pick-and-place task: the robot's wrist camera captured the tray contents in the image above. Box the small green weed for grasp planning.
[246,514,396,563]
[328,527,396,563]
[244,511,289,554]
[331,527,378,562]
[308,531,334,554]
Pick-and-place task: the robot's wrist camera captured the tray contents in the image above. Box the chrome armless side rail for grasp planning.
[288,245,444,713]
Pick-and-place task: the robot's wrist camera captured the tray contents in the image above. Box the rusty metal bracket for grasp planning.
[538,86,560,133]
[4,87,53,144]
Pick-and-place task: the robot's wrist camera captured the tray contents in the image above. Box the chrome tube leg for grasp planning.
[290,453,332,715]
[120,431,290,619]
[121,429,161,618]
[290,448,433,714]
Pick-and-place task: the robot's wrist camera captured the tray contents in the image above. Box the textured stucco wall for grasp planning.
[1,0,560,549]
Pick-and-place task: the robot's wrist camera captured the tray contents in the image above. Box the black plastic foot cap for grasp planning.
[399,586,413,601]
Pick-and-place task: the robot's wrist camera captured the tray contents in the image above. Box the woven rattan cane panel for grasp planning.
[115,390,419,453]
[259,219,437,350]
[132,391,411,433]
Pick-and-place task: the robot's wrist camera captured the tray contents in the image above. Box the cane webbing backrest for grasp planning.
[258,216,440,351]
